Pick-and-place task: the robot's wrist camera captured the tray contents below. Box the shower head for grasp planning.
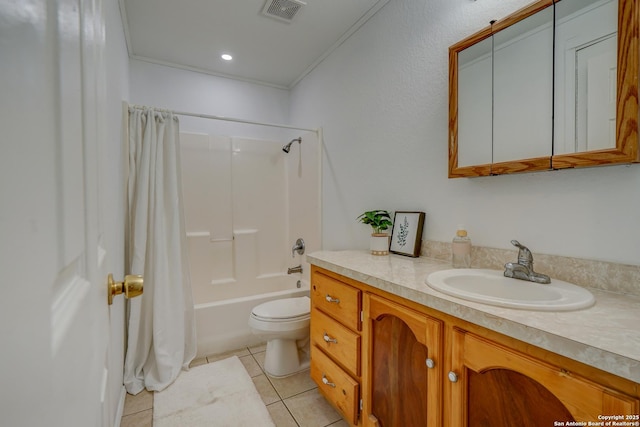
[282,137,302,153]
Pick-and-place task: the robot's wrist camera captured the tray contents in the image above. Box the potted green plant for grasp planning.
[357,210,393,255]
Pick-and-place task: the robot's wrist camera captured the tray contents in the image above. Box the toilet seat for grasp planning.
[251,296,310,321]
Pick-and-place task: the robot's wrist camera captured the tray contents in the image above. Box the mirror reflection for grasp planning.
[450,0,636,178]
[554,0,618,154]
[493,7,553,163]
[458,37,492,167]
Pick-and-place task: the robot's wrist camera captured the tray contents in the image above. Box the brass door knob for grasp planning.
[108,273,144,305]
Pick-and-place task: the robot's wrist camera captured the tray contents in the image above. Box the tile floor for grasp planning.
[120,344,349,427]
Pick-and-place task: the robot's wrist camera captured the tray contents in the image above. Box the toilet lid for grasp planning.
[251,296,310,320]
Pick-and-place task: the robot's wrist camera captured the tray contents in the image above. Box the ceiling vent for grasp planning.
[261,0,306,23]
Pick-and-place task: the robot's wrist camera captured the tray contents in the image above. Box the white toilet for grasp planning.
[249,296,311,378]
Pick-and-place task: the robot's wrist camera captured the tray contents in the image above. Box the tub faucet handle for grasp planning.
[292,238,305,258]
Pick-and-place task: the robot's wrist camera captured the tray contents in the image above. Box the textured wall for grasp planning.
[129,59,293,141]
[289,0,640,266]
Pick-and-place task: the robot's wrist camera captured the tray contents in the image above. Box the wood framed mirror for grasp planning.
[448,0,639,178]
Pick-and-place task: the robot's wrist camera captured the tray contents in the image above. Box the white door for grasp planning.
[0,0,122,426]
[585,37,618,150]
[577,35,618,151]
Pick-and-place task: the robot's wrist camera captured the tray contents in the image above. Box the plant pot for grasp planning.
[370,233,389,256]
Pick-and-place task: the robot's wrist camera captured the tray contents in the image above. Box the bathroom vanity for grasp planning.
[308,251,640,427]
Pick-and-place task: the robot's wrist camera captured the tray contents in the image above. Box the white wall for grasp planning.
[289,0,640,266]
[129,59,294,141]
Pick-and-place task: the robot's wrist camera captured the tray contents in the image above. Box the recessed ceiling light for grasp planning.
[221,54,233,61]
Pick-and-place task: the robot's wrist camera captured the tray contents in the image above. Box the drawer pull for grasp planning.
[322,374,336,388]
[323,333,338,344]
[448,371,458,383]
[325,294,340,304]
[426,358,435,369]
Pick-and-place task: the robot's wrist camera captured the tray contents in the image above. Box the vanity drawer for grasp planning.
[311,344,359,425]
[311,308,361,377]
[312,272,361,331]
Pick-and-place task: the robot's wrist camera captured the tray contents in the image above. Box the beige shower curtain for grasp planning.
[124,106,197,394]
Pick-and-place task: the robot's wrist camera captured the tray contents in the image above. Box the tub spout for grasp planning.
[287,265,303,274]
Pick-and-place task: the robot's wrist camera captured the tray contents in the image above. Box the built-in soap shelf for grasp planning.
[233,229,258,235]
[185,230,235,242]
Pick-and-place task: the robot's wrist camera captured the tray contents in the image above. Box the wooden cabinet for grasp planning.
[361,294,443,427]
[449,328,640,426]
[311,308,360,377]
[310,267,362,425]
[312,269,361,331]
[310,266,640,426]
[310,345,360,424]
[449,0,640,177]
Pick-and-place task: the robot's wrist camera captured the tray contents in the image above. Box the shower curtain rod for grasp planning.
[128,104,318,133]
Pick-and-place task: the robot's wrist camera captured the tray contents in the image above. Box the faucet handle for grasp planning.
[511,240,533,264]
[292,238,305,258]
[510,240,524,249]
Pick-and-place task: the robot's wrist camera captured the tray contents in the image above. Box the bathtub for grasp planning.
[194,278,310,357]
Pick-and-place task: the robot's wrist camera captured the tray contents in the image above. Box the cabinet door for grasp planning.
[362,294,443,427]
[449,329,640,426]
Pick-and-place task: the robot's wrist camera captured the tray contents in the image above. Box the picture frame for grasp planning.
[389,211,425,257]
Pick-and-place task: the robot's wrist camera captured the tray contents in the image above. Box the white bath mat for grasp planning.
[153,356,275,427]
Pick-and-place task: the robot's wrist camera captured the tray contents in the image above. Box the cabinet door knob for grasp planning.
[322,374,336,388]
[448,371,458,383]
[323,333,338,344]
[426,358,435,369]
[325,294,340,304]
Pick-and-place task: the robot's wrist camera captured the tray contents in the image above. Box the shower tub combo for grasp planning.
[180,131,320,358]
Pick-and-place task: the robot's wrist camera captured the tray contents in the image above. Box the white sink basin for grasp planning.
[426,269,595,311]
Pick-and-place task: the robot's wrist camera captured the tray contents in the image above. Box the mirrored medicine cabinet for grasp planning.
[448,0,639,178]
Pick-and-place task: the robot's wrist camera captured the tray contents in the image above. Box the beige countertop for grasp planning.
[307,250,640,383]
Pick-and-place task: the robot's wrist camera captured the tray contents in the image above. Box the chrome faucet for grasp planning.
[503,240,550,284]
[287,265,303,274]
[291,238,305,258]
